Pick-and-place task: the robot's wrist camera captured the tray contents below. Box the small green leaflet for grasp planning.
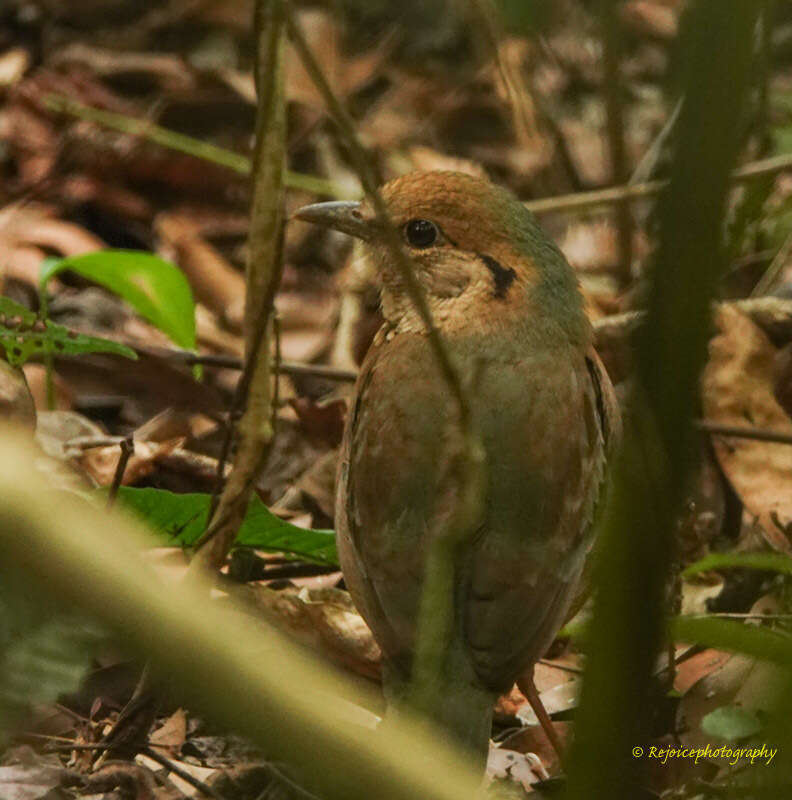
[683,551,792,579]
[701,705,763,741]
[115,487,338,566]
[40,250,196,349]
[0,296,137,367]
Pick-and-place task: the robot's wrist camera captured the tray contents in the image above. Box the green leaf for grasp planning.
[0,296,137,367]
[671,616,792,666]
[701,705,763,741]
[683,551,792,579]
[40,251,196,349]
[113,487,338,566]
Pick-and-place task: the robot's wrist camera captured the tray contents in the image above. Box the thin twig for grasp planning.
[629,99,682,187]
[45,93,350,199]
[45,92,792,218]
[523,151,792,216]
[696,420,792,446]
[537,658,584,675]
[285,9,472,432]
[106,437,134,508]
[751,226,792,297]
[137,295,792,391]
[690,613,792,620]
[286,4,486,714]
[599,0,633,286]
[67,435,128,449]
[756,0,777,156]
[142,747,226,800]
[267,762,324,800]
[136,345,359,381]
[467,0,545,158]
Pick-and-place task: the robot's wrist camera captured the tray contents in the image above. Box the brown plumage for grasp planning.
[295,171,620,760]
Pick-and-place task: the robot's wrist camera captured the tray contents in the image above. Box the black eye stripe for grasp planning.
[478,254,516,299]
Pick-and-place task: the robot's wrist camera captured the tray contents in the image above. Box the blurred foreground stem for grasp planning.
[286,4,486,715]
[564,3,762,798]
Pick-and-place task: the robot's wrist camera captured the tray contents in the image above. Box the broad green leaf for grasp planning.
[0,296,137,367]
[701,705,763,741]
[683,551,792,579]
[40,251,196,349]
[114,487,338,566]
[671,616,792,666]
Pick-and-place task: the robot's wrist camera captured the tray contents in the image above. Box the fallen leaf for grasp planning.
[80,438,183,487]
[243,584,381,681]
[0,48,31,88]
[0,764,69,800]
[673,648,732,694]
[0,361,36,426]
[486,747,548,793]
[677,652,785,752]
[149,709,187,757]
[622,1,679,39]
[702,305,792,552]
[155,212,245,331]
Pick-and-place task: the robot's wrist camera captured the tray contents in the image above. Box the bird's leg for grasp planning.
[517,671,565,761]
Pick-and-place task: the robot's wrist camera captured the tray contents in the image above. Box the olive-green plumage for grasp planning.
[296,171,619,763]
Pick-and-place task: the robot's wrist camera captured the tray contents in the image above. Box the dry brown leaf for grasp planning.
[244,584,381,681]
[156,211,245,331]
[0,361,35,428]
[0,203,104,289]
[673,648,732,695]
[407,145,488,179]
[149,709,187,757]
[702,305,792,552]
[0,48,30,88]
[486,748,548,793]
[80,437,184,487]
[299,587,382,681]
[50,43,196,93]
[285,10,341,107]
[496,721,572,779]
[676,651,785,752]
[22,364,73,411]
[289,397,346,448]
[622,1,679,39]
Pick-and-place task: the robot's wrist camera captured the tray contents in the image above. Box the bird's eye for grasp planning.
[404,219,438,248]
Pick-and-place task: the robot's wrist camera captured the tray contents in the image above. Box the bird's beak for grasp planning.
[292,200,373,241]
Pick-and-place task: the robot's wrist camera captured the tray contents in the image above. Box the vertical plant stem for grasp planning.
[106,437,134,508]
[564,3,762,799]
[37,288,56,411]
[757,0,776,156]
[191,0,286,573]
[286,5,486,713]
[599,0,633,286]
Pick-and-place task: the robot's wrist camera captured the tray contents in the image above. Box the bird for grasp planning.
[295,171,619,764]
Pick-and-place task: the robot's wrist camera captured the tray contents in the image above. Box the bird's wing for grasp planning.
[465,346,619,688]
[335,330,451,671]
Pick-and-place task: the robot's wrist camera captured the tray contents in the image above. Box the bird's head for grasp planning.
[295,171,587,342]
